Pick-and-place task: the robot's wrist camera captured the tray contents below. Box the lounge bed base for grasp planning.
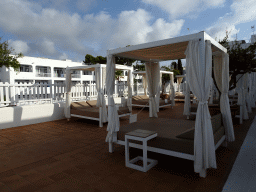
[109,134,226,161]
[71,107,104,127]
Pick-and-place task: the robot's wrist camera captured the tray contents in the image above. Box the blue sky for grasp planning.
[1,0,256,67]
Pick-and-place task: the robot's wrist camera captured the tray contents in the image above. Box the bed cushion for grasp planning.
[70,107,99,118]
[71,101,91,109]
[139,95,149,100]
[176,127,195,140]
[86,100,98,107]
[132,96,142,101]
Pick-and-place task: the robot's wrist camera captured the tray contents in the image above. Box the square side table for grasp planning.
[125,129,158,172]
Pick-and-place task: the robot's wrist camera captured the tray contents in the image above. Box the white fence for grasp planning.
[0,81,186,107]
[0,82,131,107]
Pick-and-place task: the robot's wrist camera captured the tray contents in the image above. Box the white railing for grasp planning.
[35,72,51,77]
[0,82,131,107]
[0,81,186,107]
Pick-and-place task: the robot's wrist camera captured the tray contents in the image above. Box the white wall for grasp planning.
[0,102,66,129]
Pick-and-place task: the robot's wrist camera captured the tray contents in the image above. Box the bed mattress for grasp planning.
[117,118,224,155]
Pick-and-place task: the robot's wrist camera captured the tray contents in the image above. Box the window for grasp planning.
[83,71,92,75]
[20,65,32,72]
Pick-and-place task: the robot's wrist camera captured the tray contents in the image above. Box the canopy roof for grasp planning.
[66,64,133,71]
[133,70,173,75]
[107,31,227,62]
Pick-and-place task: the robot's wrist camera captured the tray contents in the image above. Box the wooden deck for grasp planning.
[0,102,255,192]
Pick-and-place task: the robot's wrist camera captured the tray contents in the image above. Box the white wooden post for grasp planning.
[136,81,138,95]
[15,83,19,104]
[0,82,3,107]
[10,83,15,105]
[28,82,32,104]
[89,83,91,100]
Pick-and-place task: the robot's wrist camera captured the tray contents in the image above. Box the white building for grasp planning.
[0,56,129,85]
[228,34,256,49]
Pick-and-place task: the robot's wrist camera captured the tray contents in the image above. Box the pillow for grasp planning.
[176,127,195,140]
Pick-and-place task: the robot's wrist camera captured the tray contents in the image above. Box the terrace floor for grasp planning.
[0,102,255,192]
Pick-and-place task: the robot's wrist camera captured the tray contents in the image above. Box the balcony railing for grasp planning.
[36,73,51,77]
[71,74,81,78]
[53,73,66,78]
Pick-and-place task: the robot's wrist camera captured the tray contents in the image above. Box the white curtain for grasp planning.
[253,72,256,106]
[65,70,72,119]
[185,40,216,178]
[249,73,255,108]
[236,74,249,120]
[156,73,162,112]
[145,62,160,117]
[213,53,235,142]
[95,67,108,123]
[169,73,175,106]
[183,81,191,116]
[209,78,214,104]
[127,70,132,112]
[105,55,120,143]
[177,77,183,92]
[142,74,148,95]
[220,53,235,142]
[245,73,252,113]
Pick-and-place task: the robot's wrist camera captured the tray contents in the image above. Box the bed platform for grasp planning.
[174,92,194,102]
[70,101,131,127]
[132,95,173,108]
[111,113,226,161]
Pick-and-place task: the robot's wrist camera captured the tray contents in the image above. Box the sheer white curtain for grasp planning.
[177,77,183,92]
[145,62,160,117]
[127,70,132,112]
[142,74,147,95]
[209,78,214,104]
[220,53,235,141]
[169,73,175,106]
[156,73,162,112]
[253,72,256,105]
[185,40,216,178]
[183,81,191,116]
[213,53,235,142]
[249,73,255,108]
[95,67,108,123]
[236,74,249,120]
[105,55,120,143]
[65,69,72,119]
[245,73,252,113]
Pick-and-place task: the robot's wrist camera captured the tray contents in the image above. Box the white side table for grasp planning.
[125,129,158,172]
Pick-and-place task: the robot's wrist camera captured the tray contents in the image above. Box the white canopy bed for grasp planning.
[105,31,235,177]
[132,70,175,110]
[64,64,133,127]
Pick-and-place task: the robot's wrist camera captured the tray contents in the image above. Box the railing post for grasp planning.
[10,83,15,105]
[89,83,91,100]
[28,82,32,105]
[136,81,138,95]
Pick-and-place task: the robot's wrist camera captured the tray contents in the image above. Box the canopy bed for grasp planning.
[132,70,174,109]
[105,31,235,177]
[64,64,133,127]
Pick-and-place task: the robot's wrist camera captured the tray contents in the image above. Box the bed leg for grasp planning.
[99,121,103,127]
[109,142,114,153]
[187,116,189,120]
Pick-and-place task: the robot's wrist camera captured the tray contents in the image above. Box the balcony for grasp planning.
[71,74,81,78]
[35,72,51,77]
[54,73,66,78]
